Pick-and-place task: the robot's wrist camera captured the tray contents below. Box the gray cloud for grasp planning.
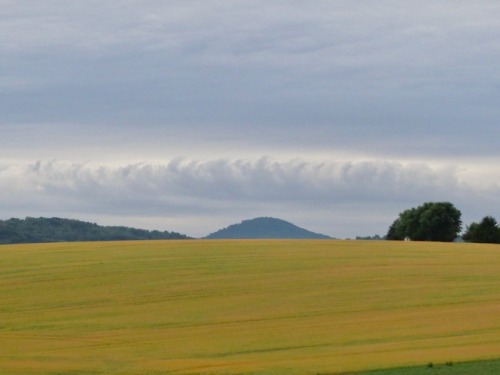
[0,158,496,237]
[1,2,499,236]
[2,1,499,135]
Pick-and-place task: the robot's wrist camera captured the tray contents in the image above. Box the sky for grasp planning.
[1,1,499,238]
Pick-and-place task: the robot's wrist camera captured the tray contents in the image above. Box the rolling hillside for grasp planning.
[0,217,190,244]
[1,240,499,374]
[205,217,331,239]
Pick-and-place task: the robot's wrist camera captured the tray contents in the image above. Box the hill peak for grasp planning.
[205,217,331,239]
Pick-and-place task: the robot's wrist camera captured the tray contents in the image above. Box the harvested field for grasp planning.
[1,240,499,374]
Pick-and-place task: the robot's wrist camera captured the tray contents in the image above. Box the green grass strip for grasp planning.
[340,358,500,375]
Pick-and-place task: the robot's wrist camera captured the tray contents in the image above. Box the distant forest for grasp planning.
[0,217,190,244]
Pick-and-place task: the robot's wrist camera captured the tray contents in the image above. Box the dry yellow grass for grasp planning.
[1,239,499,374]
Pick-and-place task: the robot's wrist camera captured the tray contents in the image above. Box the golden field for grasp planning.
[1,239,499,374]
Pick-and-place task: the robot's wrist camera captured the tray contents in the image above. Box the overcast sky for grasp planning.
[1,1,499,238]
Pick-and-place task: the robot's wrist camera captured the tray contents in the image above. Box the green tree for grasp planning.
[386,202,462,242]
[462,216,500,244]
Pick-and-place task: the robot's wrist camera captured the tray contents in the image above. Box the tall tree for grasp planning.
[386,202,462,242]
[462,216,500,244]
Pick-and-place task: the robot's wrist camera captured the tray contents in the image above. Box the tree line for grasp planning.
[386,202,500,244]
[0,217,190,244]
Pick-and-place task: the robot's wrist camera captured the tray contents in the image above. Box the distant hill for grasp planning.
[205,217,331,239]
[0,217,190,244]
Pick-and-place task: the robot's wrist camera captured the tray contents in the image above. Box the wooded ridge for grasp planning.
[0,217,190,244]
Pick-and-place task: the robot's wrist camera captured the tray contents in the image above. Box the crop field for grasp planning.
[1,240,500,374]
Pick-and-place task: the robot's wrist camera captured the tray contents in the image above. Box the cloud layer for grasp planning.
[1,158,497,237]
[1,2,499,236]
[2,2,499,141]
